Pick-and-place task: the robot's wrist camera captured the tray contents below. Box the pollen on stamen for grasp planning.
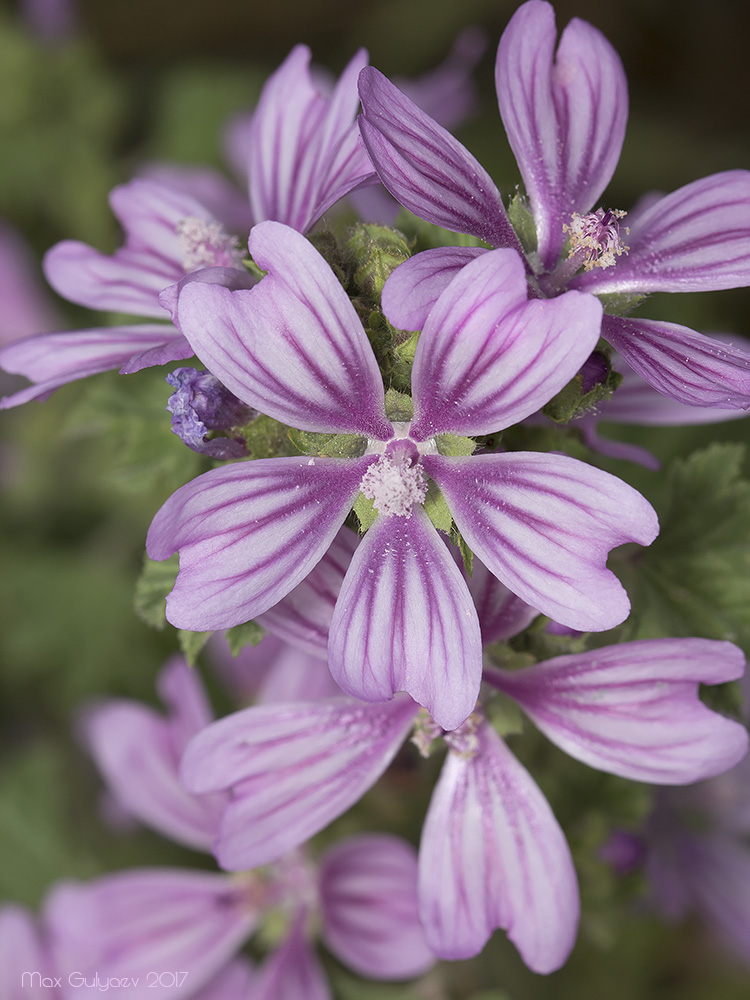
[564,208,630,271]
[360,453,427,518]
[176,217,244,273]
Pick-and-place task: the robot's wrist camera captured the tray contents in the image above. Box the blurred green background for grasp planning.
[1,0,749,997]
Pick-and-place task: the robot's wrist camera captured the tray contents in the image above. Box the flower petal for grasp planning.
[381,246,487,332]
[320,834,435,979]
[43,179,219,317]
[180,697,418,869]
[45,869,256,998]
[496,0,627,269]
[146,456,371,631]
[171,222,390,437]
[489,638,749,784]
[328,507,483,731]
[602,315,750,409]
[256,526,358,659]
[575,171,750,295]
[358,67,520,250]
[0,325,190,408]
[463,558,539,644]
[419,721,579,971]
[192,959,255,1000]
[253,914,331,1000]
[0,906,55,999]
[82,658,226,850]
[423,452,658,631]
[249,46,374,234]
[409,248,602,439]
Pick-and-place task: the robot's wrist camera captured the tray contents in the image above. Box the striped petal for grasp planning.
[358,67,520,250]
[171,222,391,437]
[463,558,539,644]
[147,456,371,631]
[253,915,331,1000]
[45,870,256,999]
[602,315,750,409]
[44,179,219,317]
[488,639,749,784]
[249,45,374,234]
[419,721,579,971]
[320,834,435,980]
[0,325,190,408]
[423,452,658,632]
[82,658,226,851]
[181,697,418,869]
[257,526,358,659]
[409,248,602,439]
[496,0,627,269]
[381,246,486,333]
[328,506,483,731]
[575,171,750,295]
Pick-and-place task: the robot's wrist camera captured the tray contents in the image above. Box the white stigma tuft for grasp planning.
[176,217,243,273]
[360,453,427,518]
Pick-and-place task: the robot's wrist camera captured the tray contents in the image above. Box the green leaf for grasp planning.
[134,553,178,629]
[225,620,265,655]
[618,444,750,646]
[178,629,211,665]
[241,414,298,460]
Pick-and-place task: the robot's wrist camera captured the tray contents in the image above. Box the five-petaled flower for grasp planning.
[147,220,657,730]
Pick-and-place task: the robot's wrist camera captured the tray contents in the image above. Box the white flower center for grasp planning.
[176,217,243,273]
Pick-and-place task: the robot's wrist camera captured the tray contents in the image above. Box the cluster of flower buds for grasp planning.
[3,1,750,995]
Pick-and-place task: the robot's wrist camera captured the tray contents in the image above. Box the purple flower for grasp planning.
[357,0,750,410]
[182,555,747,973]
[0,905,61,999]
[166,367,257,460]
[1,45,375,409]
[65,656,434,995]
[0,178,254,408]
[148,220,657,729]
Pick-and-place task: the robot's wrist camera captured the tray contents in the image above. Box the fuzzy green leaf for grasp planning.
[134,553,178,629]
[225,620,265,656]
[178,629,211,665]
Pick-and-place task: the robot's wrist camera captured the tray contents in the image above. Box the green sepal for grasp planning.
[450,521,474,576]
[485,692,525,737]
[287,428,367,458]
[598,290,648,317]
[134,553,178,629]
[240,414,298,459]
[242,256,267,280]
[436,432,476,456]
[352,491,378,532]
[423,481,452,533]
[542,351,623,424]
[224,620,265,656]
[178,629,211,665]
[344,223,412,299]
[393,208,490,252]
[506,189,537,255]
[384,387,414,422]
[307,229,348,285]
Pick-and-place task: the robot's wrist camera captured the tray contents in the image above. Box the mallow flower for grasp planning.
[51,656,434,999]
[181,549,748,975]
[147,220,657,730]
[357,0,750,409]
[0,44,375,408]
